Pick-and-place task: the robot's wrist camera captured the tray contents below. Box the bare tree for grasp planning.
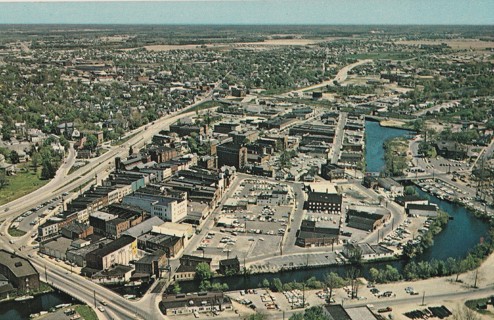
[346,268,361,299]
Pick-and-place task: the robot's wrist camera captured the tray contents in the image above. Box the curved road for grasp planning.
[0,86,221,320]
[290,59,373,94]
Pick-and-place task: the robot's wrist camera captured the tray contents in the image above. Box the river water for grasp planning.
[3,120,487,300]
[365,119,414,173]
[0,291,75,320]
[178,119,490,292]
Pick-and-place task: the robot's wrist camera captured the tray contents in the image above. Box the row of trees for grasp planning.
[402,210,450,259]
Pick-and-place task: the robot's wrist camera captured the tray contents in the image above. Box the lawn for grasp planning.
[8,227,26,237]
[111,132,138,146]
[0,163,49,206]
[75,305,99,320]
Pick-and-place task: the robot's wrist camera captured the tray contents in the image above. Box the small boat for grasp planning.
[124,281,142,287]
[15,295,34,301]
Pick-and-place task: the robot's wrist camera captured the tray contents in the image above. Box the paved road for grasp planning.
[287,59,373,95]
[331,112,347,164]
[0,83,223,320]
[0,143,76,215]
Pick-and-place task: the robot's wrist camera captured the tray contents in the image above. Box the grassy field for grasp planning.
[8,227,27,237]
[68,161,89,175]
[111,132,138,146]
[0,163,49,206]
[75,305,99,320]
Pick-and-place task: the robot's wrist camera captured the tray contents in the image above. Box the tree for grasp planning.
[304,306,329,320]
[247,313,267,320]
[346,268,360,299]
[0,172,7,189]
[345,245,363,265]
[9,151,19,164]
[271,278,283,292]
[31,152,41,173]
[172,282,181,294]
[289,306,329,320]
[324,272,344,303]
[41,160,56,180]
[369,268,379,283]
[199,280,211,292]
[404,186,418,196]
[194,262,212,281]
[262,278,270,288]
[1,126,11,141]
[289,313,304,320]
[210,282,229,292]
[85,134,98,152]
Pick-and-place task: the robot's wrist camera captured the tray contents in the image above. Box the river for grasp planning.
[177,119,490,293]
[365,119,414,173]
[0,291,75,320]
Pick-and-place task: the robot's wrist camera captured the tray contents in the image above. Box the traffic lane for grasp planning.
[0,102,205,218]
[31,256,145,319]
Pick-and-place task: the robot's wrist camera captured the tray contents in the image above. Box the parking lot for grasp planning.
[192,179,295,265]
[11,196,63,233]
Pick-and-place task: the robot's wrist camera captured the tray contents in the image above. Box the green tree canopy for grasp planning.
[9,150,19,164]
[194,262,212,281]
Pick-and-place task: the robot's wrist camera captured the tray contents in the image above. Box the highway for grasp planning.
[0,84,222,320]
[0,143,77,217]
[288,59,373,95]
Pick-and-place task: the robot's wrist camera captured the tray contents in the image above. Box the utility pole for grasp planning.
[94,290,97,308]
[421,291,425,306]
[45,265,48,282]
[474,269,479,288]
[280,235,283,256]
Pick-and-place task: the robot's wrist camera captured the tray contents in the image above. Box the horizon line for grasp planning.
[1,22,493,26]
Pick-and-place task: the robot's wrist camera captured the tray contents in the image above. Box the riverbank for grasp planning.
[0,281,53,304]
[0,288,76,320]
[364,116,414,131]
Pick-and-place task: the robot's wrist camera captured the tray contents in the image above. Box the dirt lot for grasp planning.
[144,37,338,51]
[396,39,494,50]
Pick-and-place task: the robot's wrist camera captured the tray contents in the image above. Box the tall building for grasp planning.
[216,142,247,169]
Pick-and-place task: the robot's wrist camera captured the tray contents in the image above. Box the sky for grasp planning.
[0,0,493,25]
